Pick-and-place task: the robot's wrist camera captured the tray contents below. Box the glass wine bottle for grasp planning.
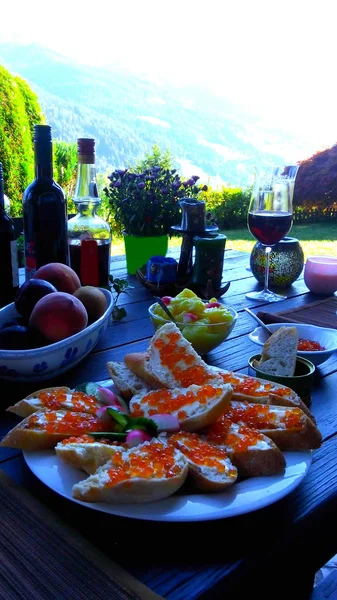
[68,138,111,287]
[22,124,69,280]
[0,163,19,307]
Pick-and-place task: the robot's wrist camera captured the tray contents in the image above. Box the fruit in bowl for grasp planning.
[148,289,237,354]
[0,262,114,381]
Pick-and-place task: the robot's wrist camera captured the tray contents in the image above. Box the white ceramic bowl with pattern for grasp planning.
[0,288,113,382]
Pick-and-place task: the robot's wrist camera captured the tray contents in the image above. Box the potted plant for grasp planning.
[105,165,207,274]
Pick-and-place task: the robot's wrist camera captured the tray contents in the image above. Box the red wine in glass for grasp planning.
[248,211,293,246]
[246,165,299,303]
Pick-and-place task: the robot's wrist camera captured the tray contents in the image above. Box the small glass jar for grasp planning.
[68,139,111,287]
[250,237,304,287]
[192,233,226,289]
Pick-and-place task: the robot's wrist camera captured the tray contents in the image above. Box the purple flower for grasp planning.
[138,182,145,189]
[192,175,200,182]
[114,180,122,188]
[160,188,168,194]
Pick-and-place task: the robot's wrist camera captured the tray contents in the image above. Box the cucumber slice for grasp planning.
[74,382,100,398]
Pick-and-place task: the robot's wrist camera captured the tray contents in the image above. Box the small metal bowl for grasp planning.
[248,353,316,405]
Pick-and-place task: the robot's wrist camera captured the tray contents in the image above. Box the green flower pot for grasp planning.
[123,233,169,275]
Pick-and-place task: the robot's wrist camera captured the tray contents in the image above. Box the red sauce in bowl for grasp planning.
[298,339,326,351]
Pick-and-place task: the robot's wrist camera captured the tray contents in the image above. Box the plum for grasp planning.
[29,292,88,342]
[15,279,57,320]
[0,325,34,350]
[33,263,81,294]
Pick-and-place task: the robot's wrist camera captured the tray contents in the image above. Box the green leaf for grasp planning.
[127,417,158,437]
[90,432,127,441]
[107,407,130,429]
[112,306,127,321]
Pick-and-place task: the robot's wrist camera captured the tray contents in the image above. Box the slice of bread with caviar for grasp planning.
[0,410,111,451]
[7,387,102,418]
[204,416,286,477]
[72,439,189,504]
[167,431,238,491]
[129,383,232,432]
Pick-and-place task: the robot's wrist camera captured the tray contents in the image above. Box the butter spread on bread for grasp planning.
[56,435,123,474]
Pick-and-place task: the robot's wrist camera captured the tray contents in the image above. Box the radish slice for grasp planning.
[183,312,198,323]
[150,414,180,432]
[125,429,152,448]
[96,405,120,423]
[97,387,128,413]
[161,296,172,305]
[205,302,222,308]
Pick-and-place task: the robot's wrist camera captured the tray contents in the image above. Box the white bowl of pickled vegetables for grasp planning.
[148,289,237,355]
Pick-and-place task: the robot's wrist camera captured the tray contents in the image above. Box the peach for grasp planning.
[33,263,81,294]
[29,292,88,342]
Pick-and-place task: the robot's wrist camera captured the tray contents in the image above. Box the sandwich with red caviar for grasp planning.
[129,383,232,432]
[72,439,189,504]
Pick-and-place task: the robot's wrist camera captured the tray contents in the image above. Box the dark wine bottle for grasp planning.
[0,163,19,308]
[22,124,69,280]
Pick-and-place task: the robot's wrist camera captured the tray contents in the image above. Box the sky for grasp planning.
[1,0,337,160]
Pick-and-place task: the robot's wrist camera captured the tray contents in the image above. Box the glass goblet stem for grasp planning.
[263,246,272,294]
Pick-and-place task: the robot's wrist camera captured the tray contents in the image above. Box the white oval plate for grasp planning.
[248,322,337,366]
[23,449,312,522]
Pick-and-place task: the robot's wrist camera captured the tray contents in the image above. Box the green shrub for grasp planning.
[205,186,251,229]
[0,65,44,216]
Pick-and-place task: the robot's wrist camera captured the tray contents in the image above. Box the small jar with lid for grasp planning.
[68,138,111,287]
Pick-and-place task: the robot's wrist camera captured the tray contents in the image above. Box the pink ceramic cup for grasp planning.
[304,256,337,295]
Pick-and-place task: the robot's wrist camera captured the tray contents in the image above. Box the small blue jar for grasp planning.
[146,256,178,284]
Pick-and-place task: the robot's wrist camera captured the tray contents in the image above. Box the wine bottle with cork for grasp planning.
[22,124,69,280]
[68,138,111,287]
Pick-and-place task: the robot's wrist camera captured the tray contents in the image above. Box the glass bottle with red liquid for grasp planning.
[68,138,111,287]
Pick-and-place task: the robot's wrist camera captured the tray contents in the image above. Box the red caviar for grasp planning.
[29,411,108,434]
[60,435,118,446]
[36,389,100,414]
[298,339,325,351]
[206,416,267,452]
[153,333,213,386]
[169,431,237,478]
[106,441,182,487]
[225,402,303,430]
[219,372,291,398]
[131,385,223,417]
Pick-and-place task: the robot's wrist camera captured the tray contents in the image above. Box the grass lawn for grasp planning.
[111,221,336,258]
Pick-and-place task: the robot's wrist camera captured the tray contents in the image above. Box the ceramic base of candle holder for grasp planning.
[136,266,230,300]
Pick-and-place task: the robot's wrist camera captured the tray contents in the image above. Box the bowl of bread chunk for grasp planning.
[249,322,337,366]
[248,326,315,405]
[149,289,237,355]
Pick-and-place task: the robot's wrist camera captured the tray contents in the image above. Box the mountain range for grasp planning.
[0,43,317,187]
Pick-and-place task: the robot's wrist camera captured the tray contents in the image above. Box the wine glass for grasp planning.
[246,164,299,302]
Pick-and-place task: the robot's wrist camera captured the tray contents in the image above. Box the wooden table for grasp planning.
[1,248,337,600]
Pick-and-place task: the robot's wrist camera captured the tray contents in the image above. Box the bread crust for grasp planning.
[106,361,151,401]
[124,352,165,389]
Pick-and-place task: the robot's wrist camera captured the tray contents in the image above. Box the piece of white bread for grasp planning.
[168,431,237,491]
[204,417,286,477]
[72,439,189,503]
[129,383,232,432]
[0,410,110,451]
[106,361,153,401]
[124,322,223,389]
[56,435,122,474]
[124,323,313,419]
[224,401,322,450]
[6,387,102,418]
[254,326,299,377]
